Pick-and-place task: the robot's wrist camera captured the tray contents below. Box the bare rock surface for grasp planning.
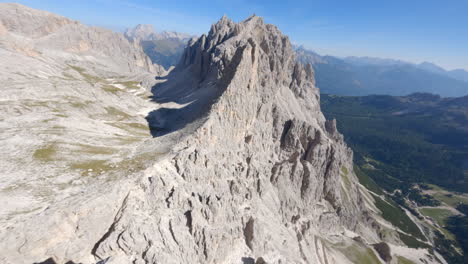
[0,5,445,264]
[0,2,164,243]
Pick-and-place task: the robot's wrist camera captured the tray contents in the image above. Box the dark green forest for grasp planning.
[321,93,468,193]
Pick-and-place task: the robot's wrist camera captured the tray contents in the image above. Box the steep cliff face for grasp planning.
[0,8,445,264]
[92,15,375,263]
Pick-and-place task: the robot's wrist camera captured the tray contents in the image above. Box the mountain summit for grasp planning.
[92,14,375,263]
[0,6,447,264]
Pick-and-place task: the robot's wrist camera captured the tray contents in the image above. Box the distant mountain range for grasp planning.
[296,47,468,97]
[124,24,194,70]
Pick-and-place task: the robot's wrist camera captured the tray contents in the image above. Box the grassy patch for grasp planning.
[105,107,131,120]
[354,165,384,195]
[108,122,149,135]
[398,231,431,249]
[439,227,456,241]
[341,166,349,175]
[74,144,116,155]
[432,193,468,207]
[341,168,352,189]
[397,256,416,264]
[419,207,455,226]
[114,136,143,144]
[70,101,89,109]
[115,151,159,174]
[69,65,105,84]
[62,71,77,80]
[101,84,121,94]
[33,145,57,161]
[23,100,51,108]
[343,245,381,264]
[70,160,112,176]
[117,81,140,89]
[126,122,149,130]
[372,193,426,240]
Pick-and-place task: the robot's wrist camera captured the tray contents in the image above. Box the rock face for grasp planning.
[90,15,371,263]
[0,5,445,264]
[136,16,371,263]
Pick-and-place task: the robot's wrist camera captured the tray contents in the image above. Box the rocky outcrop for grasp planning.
[91,15,375,263]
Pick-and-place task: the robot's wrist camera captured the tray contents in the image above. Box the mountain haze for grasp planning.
[125,24,193,70]
[297,47,468,97]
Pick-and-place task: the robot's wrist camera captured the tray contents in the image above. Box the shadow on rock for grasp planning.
[33,258,80,264]
[241,257,255,264]
[145,67,220,137]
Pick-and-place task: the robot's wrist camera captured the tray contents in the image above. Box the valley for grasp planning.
[322,93,468,263]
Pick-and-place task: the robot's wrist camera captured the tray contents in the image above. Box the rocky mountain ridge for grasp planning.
[0,4,447,264]
[125,23,193,42]
[124,24,194,70]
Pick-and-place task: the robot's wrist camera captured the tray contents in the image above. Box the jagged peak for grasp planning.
[179,14,315,93]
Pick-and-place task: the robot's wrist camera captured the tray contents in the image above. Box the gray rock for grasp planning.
[90,15,373,263]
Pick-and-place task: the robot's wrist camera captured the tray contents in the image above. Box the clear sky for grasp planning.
[7,0,468,71]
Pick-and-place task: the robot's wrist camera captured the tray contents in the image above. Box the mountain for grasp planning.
[418,62,447,75]
[449,69,468,83]
[125,24,194,70]
[0,4,449,264]
[124,24,192,41]
[418,62,468,83]
[296,47,468,97]
[344,56,408,67]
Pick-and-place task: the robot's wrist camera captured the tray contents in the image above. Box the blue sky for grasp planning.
[7,0,468,70]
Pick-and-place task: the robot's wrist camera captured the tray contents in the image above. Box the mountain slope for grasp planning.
[418,62,468,83]
[296,48,468,97]
[0,6,447,264]
[0,2,165,235]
